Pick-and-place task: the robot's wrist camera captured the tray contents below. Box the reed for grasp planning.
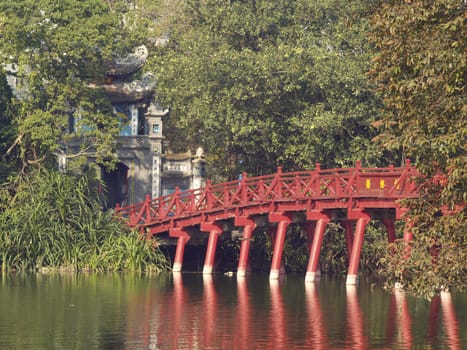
[0,169,170,272]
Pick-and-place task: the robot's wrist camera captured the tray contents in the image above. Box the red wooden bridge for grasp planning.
[116,160,420,284]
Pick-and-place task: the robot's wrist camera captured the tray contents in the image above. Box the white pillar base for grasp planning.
[305,271,321,283]
[346,284,357,296]
[346,274,358,285]
[203,265,213,274]
[440,289,451,301]
[172,262,182,272]
[237,268,247,278]
[269,269,280,280]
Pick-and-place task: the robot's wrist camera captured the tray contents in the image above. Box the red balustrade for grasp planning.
[116,160,419,233]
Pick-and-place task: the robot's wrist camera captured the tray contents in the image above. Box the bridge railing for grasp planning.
[116,160,419,228]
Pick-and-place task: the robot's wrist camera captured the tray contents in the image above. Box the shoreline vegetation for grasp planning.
[0,169,170,273]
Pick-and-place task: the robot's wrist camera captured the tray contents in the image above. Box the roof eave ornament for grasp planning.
[107,45,149,77]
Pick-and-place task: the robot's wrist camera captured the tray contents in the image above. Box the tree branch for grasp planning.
[3,133,23,159]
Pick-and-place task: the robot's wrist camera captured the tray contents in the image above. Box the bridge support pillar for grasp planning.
[343,220,354,254]
[403,225,413,242]
[346,211,370,285]
[235,217,256,278]
[169,229,191,272]
[268,227,286,275]
[382,219,396,243]
[305,212,330,282]
[269,213,292,280]
[305,222,320,280]
[201,222,223,274]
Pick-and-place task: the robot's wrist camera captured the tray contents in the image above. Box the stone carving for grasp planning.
[107,45,148,76]
[103,73,156,103]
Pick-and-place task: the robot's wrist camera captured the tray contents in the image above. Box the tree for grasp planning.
[0,168,170,272]
[369,0,466,297]
[0,1,171,271]
[151,0,389,179]
[0,71,17,183]
[0,0,145,175]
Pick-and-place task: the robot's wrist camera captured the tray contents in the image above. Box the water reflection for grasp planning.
[305,283,326,349]
[122,276,463,350]
[393,289,413,349]
[269,279,286,350]
[345,286,368,349]
[0,274,464,349]
[440,291,461,350]
[236,278,251,350]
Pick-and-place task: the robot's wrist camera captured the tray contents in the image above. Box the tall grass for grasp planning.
[0,169,170,273]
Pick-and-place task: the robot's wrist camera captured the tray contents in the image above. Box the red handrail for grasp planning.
[116,161,420,231]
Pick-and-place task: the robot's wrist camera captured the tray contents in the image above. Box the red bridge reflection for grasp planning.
[124,276,462,349]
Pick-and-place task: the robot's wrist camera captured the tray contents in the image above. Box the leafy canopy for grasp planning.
[0,0,146,172]
[370,0,466,297]
[152,0,388,179]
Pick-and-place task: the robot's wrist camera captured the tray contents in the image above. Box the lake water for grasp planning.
[0,273,465,349]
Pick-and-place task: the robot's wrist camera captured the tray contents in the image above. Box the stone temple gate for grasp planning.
[5,45,206,208]
[70,45,206,207]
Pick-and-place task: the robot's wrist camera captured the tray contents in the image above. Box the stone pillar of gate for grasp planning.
[305,212,330,282]
[201,222,223,274]
[235,216,256,278]
[268,213,292,280]
[346,210,370,285]
[169,228,191,272]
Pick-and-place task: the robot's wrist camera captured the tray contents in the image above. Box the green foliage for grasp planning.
[250,230,273,272]
[217,236,240,272]
[379,213,466,299]
[369,0,465,189]
[369,0,466,296]
[0,1,173,273]
[319,223,348,275]
[0,169,170,272]
[0,0,142,172]
[283,225,309,272]
[152,0,389,179]
[360,222,390,276]
[0,71,17,183]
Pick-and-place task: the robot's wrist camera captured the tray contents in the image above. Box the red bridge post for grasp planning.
[235,217,256,277]
[382,219,396,243]
[343,220,354,254]
[305,222,318,277]
[267,226,287,275]
[305,211,330,282]
[269,213,292,280]
[346,210,370,285]
[201,222,223,274]
[170,228,191,272]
